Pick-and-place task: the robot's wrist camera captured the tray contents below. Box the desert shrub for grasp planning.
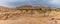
[25,9,29,12]
[39,8,42,10]
[55,8,60,12]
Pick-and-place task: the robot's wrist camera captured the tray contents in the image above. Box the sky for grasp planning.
[0,0,60,8]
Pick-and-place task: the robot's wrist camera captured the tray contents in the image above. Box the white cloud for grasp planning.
[49,0,60,4]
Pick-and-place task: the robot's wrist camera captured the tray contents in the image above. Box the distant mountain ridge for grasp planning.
[16,5,49,9]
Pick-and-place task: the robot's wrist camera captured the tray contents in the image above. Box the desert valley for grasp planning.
[0,5,60,24]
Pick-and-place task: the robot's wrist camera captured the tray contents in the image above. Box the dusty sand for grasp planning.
[0,11,60,24]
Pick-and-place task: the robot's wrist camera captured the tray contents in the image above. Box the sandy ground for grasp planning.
[0,11,60,24]
[0,17,50,24]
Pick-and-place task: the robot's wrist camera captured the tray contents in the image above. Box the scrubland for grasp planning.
[0,5,60,24]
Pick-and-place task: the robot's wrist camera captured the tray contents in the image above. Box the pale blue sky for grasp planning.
[0,0,60,8]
